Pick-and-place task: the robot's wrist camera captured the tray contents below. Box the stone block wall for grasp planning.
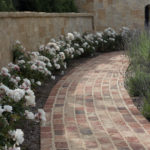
[0,12,94,68]
[1,0,150,68]
[75,0,150,31]
[75,0,94,13]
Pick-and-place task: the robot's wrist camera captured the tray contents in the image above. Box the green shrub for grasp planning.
[0,0,77,12]
[12,0,77,12]
[125,31,150,119]
[142,99,150,119]
[126,70,150,97]
[13,0,39,11]
[0,0,15,11]
[97,27,126,52]
[52,0,77,12]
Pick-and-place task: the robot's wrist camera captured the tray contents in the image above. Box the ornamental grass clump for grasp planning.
[125,31,150,119]
[0,27,130,149]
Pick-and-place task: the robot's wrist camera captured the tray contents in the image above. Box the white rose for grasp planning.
[36,81,41,86]
[25,89,36,107]
[4,105,12,113]
[9,129,24,145]
[25,110,35,120]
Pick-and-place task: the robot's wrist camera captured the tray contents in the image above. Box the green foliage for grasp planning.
[126,70,150,97]
[97,28,126,52]
[142,99,150,120]
[13,0,39,11]
[13,48,25,63]
[0,0,15,11]
[12,0,77,12]
[0,0,77,12]
[125,31,150,119]
[52,0,77,12]
[37,0,53,12]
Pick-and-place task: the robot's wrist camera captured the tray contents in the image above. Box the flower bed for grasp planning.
[0,27,130,150]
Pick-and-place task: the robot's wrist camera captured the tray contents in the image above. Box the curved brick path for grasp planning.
[41,51,150,150]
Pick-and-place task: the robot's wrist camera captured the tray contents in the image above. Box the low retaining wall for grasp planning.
[75,0,149,31]
[0,12,94,68]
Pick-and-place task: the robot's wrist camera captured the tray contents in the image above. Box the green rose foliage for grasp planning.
[11,0,77,12]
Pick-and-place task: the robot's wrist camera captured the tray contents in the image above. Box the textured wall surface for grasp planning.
[0,12,94,68]
[75,0,150,31]
[1,0,150,68]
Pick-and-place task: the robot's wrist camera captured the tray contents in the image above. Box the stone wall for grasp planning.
[2,0,150,68]
[0,12,94,68]
[75,0,150,31]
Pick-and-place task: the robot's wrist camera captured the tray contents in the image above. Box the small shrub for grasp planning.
[96,27,129,52]
[142,99,150,120]
[126,70,150,97]
[12,0,77,12]
[0,0,15,11]
[125,31,150,119]
[52,0,77,12]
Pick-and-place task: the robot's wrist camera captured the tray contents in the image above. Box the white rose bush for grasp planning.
[0,27,131,149]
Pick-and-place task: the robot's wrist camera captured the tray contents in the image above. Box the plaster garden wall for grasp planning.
[1,0,150,68]
[75,0,150,30]
[0,12,94,68]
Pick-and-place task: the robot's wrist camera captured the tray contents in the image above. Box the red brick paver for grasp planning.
[41,51,150,150]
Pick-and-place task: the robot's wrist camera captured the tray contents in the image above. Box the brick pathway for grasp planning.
[41,51,150,150]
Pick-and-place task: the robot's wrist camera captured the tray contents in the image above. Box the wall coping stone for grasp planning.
[0,12,94,18]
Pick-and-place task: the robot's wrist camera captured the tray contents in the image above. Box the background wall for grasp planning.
[1,0,150,68]
[75,0,150,31]
[0,12,94,68]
